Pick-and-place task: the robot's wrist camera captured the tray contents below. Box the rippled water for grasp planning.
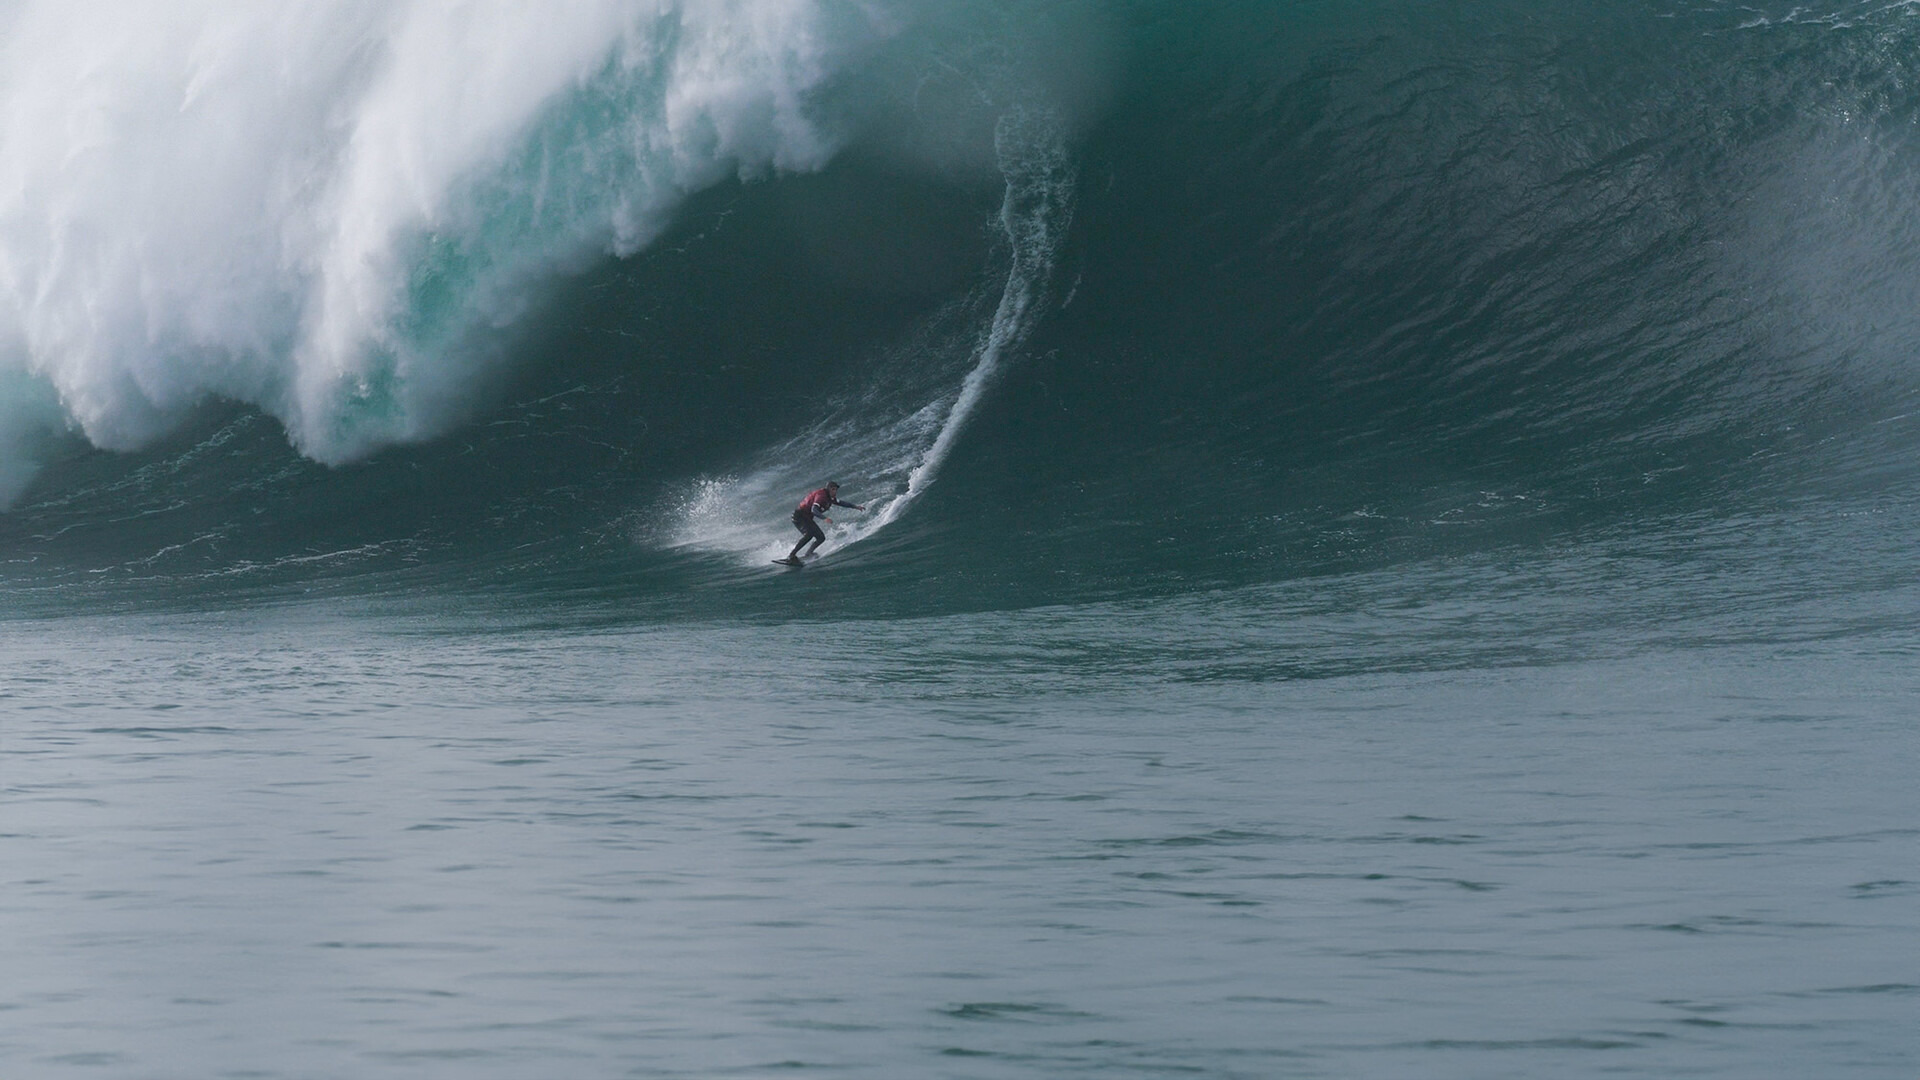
[5,546,1916,1079]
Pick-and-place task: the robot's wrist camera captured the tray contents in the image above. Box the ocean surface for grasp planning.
[2,1,1918,1077]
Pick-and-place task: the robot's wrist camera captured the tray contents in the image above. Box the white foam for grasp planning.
[0,0,888,498]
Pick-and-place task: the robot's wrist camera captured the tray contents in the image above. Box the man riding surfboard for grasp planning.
[783,481,864,564]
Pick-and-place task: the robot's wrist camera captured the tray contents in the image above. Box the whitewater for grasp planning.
[3,2,1919,1078]
[0,1,893,490]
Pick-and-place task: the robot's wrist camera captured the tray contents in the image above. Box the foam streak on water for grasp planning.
[839,107,1076,544]
[665,105,1074,565]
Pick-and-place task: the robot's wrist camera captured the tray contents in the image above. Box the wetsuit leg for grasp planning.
[790,512,824,560]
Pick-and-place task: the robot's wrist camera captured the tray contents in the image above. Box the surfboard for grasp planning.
[772,558,804,567]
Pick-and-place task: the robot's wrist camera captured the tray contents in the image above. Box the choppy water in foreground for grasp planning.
[6,520,1917,1080]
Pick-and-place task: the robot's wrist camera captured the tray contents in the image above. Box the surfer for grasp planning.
[784,481,864,564]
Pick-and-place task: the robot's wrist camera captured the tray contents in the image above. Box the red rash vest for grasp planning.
[796,488,837,519]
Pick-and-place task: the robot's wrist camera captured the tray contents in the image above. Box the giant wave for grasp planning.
[3,0,1919,617]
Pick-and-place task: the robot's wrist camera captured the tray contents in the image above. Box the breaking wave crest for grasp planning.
[0,1,888,477]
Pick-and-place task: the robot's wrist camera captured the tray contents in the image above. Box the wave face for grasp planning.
[4,0,1920,616]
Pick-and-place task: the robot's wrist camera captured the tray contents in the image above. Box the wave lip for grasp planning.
[0,0,890,491]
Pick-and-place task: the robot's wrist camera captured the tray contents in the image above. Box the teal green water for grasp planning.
[4,1,1920,1075]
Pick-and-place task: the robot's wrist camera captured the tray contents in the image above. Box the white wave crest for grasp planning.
[0,0,891,491]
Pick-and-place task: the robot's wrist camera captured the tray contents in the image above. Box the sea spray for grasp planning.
[664,103,1075,563]
[834,105,1076,546]
[0,0,888,496]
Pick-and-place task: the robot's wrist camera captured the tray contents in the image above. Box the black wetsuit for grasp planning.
[791,507,827,548]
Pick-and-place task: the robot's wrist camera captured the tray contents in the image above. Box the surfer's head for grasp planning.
[827,481,840,492]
